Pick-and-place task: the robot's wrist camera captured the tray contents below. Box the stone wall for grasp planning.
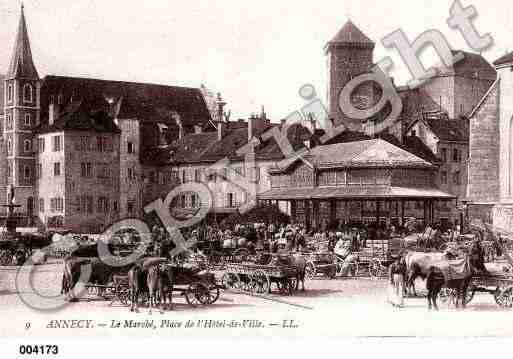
[327,44,374,124]
[468,82,500,203]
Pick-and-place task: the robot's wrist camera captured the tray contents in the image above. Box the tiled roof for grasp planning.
[40,76,212,129]
[436,51,496,80]
[36,100,120,134]
[288,139,434,171]
[6,7,39,80]
[424,116,468,142]
[259,186,455,200]
[493,51,513,66]
[327,20,374,47]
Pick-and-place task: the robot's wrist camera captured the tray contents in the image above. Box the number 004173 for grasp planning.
[19,345,59,355]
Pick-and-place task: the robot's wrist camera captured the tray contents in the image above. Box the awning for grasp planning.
[258,186,456,200]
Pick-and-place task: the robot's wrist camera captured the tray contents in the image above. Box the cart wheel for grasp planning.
[494,287,513,308]
[464,287,475,305]
[205,283,220,304]
[368,258,383,279]
[0,251,11,266]
[438,288,474,306]
[234,248,250,262]
[438,288,454,305]
[326,265,337,279]
[250,270,270,294]
[221,273,239,290]
[87,285,99,297]
[288,277,297,295]
[305,261,316,280]
[186,282,209,307]
[116,284,129,305]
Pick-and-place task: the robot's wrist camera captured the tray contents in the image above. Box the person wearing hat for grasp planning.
[387,255,407,308]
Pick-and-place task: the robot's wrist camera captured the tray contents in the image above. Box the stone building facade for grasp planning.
[467,51,513,233]
[0,7,214,232]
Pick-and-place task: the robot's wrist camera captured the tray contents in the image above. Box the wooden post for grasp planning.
[291,200,297,222]
[401,200,405,226]
[330,200,336,228]
[305,200,311,230]
[376,200,381,225]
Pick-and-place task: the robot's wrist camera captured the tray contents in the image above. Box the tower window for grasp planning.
[52,135,62,152]
[6,114,13,130]
[24,140,32,152]
[24,113,31,126]
[38,138,45,152]
[54,162,61,176]
[7,84,13,102]
[7,140,12,155]
[24,84,34,103]
[24,165,31,179]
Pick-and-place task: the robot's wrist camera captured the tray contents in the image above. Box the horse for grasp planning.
[268,253,307,292]
[61,256,132,301]
[128,264,145,313]
[425,255,474,310]
[404,251,454,296]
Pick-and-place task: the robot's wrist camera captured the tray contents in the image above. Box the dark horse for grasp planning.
[425,255,476,310]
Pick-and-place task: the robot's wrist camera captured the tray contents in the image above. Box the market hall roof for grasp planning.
[270,139,435,173]
[259,186,456,200]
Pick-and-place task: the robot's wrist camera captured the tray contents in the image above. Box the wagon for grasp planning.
[0,240,28,266]
[113,264,221,308]
[195,240,252,267]
[304,252,338,279]
[222,262,298,295]
[438,273,513,308]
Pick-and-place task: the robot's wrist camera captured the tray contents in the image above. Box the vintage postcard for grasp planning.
[1,0,513,354]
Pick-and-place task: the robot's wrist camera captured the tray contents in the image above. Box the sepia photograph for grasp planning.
[1,0,513,355]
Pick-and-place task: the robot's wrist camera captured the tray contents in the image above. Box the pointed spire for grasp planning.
[7,4,39,79]
[326,20,374,51]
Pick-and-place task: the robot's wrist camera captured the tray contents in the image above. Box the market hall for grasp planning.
[259,139,456,230]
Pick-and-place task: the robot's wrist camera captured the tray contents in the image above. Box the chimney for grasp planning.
[216,93,226,123]
[49,102,59,126]
[248,117,253,141]
[309,114,316,133]
[218,121,227,141]
[194,125,202,134]
[172,112,183,139]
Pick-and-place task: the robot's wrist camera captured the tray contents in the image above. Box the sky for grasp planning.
[0,0,512,120]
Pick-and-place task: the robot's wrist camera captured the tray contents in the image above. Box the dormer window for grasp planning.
[24,84,33,103]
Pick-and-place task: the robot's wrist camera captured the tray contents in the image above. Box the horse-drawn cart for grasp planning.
[114,264,221,308]
[439,273,513,308]
[222,262,298,296]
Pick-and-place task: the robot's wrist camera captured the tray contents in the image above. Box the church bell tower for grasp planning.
[3,5,40,215]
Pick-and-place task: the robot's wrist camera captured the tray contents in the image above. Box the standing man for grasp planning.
[388,255,406,308]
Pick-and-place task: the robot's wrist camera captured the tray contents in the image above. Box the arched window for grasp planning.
[24,140,32,152]
[6,114,13,130]
[7,84,13,102]
[24,165,31,179]
[7,140,12,155]
[23,84,33,103]
[24,113,31,126]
